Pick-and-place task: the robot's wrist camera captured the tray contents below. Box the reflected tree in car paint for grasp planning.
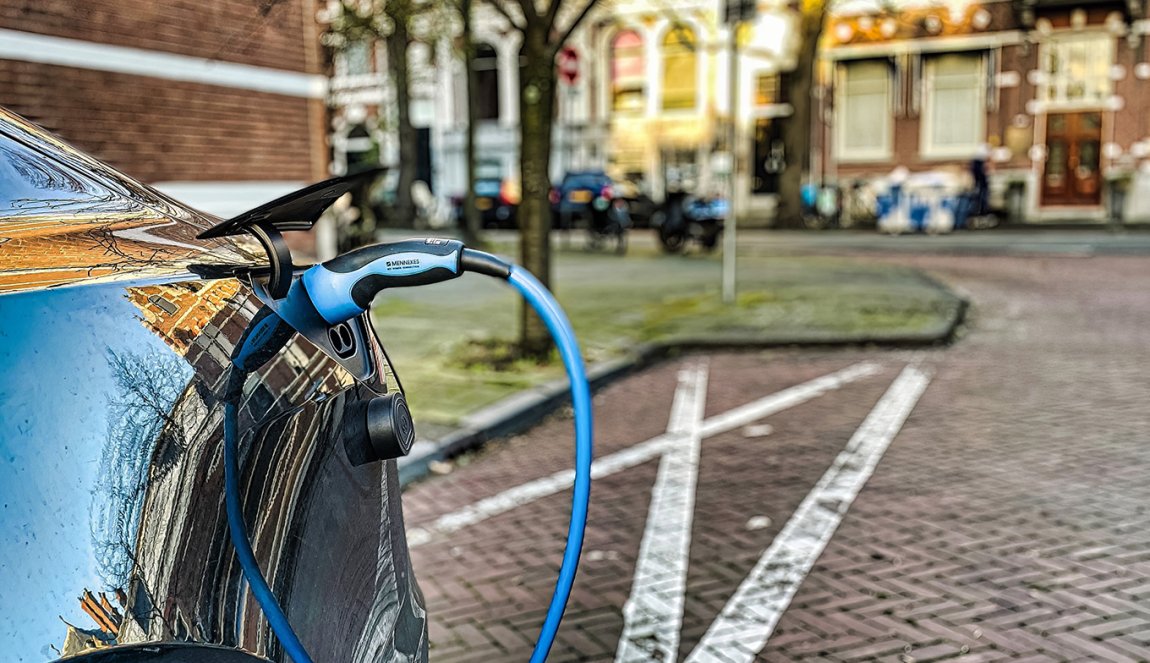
[91,349,194,589]
[0,286,159,659]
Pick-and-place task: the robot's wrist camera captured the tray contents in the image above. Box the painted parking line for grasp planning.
[406,361,881,548]
[616,361,709,661]
[686,364,932,663]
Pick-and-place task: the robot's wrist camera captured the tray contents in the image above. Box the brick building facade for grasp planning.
[0,0,330,220]
[820,0,1150,224]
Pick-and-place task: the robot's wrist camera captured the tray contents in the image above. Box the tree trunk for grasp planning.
[460,0,484,246]
[776,3,826,228]
[517,33,557,360]
[386,3,417,228]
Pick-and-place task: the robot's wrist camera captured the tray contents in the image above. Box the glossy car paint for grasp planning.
[0,107,427,662]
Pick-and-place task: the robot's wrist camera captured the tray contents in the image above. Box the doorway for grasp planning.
[1041,111,1102,206]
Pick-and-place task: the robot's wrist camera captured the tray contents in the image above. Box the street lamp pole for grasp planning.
[722,0,752,304]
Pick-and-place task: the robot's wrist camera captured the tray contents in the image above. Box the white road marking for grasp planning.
[686,365,932,663]
[406,361,881,548]
[616,362,709,662]
[697,362,879,439]
[745,516,772,531]
[742,424,774,438]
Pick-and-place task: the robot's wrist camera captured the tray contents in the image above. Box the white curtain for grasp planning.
[924,54,983,156]
[839,60,891,159]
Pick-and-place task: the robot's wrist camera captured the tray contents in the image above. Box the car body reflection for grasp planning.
[0,105,426,661]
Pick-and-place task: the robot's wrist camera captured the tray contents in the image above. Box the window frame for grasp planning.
[1040,32,1114,108]
[472,43,501,122]
[342,40,374,77]
[610,29,646,115]
[920,52,987,160]
[754,73,780,107]
[835,59,894,163]
[660,25,699,113]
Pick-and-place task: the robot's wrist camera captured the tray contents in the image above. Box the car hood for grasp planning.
[0,106,262,294]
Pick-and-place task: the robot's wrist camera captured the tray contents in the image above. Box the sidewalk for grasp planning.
[402,251,1150,662]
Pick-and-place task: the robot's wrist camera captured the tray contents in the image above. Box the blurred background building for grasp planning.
[7,0,1150,228]
[325,0,800,226]
[821,0,1150,224]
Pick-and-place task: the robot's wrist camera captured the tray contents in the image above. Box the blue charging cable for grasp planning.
[506,265,593,663]
[224,400,316,663]
[223,243,593,663]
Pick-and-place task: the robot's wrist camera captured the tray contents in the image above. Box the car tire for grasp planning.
[659,230,686,253]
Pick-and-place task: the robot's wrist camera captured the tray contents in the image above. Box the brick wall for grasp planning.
[0,0,319,73]
[995,42,1037,171]
[0,0,328,192]
[0,61,320,183]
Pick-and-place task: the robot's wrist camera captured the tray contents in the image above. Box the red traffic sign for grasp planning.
[558,46,579,85]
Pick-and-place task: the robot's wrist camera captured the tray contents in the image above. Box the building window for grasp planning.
[147,294,178,316]
[836,60,892,161]
[921,53,985,158]
[1042,34,1112,104]
[343,40,373,76]
[754,74,780,106]
[611,30,645,114]
[662,26,698,111]
[473,43,500,121]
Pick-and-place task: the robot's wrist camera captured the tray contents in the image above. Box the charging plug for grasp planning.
[301,238,465,324]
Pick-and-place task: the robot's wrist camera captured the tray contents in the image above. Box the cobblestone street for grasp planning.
[402,252,1150,662]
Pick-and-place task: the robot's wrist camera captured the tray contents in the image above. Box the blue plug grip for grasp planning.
[301,247,461,324]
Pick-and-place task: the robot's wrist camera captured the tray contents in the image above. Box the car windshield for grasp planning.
[475,180,501,197]
[563,173,607,190]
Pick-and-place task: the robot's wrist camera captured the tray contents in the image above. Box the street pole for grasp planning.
[722,21,740,304]
[568,86,576,171]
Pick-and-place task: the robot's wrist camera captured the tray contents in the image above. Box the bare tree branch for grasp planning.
[544,0,565,32]
[514,0,541,28]
[482,0,526,30]
[555,0,600,48]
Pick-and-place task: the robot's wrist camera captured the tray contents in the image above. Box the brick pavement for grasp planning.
[401,255,1150,662]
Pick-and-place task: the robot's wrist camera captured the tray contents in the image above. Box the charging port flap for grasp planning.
[196,169,383,240]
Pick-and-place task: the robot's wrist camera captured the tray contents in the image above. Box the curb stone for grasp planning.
[397,285,968,487]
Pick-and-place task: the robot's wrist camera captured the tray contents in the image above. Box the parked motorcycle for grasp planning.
[653,189,725,253]
[586,196,631,254]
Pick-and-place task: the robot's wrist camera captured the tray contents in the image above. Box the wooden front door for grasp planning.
[1042,111,1103,206]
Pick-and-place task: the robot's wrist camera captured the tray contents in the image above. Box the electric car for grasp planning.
[0,106,429,662]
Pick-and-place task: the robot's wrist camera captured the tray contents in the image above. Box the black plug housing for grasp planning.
[343,392,416,466]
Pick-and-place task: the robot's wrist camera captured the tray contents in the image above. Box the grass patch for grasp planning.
[373,251,959,426]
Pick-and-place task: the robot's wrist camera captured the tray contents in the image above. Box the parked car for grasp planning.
[552,170,614,231]
[0,106,427,662]
[452,176,519,229]
[475,176,519,228]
